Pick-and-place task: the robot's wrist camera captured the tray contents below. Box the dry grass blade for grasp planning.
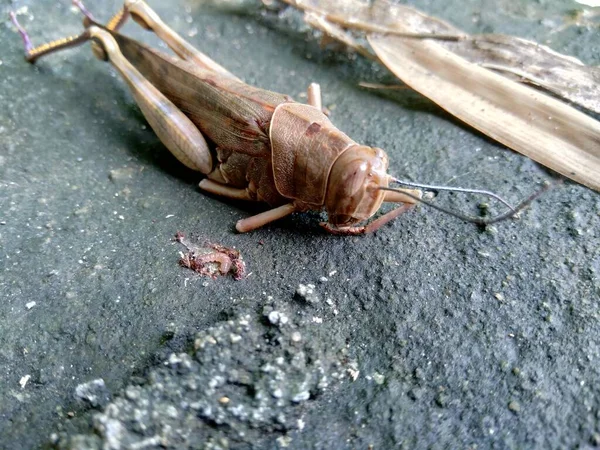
[368,35,600,191]
[447,35,600,115]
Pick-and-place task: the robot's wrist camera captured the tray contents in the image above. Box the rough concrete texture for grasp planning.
[56,303,352,449]
[0,0,599,449]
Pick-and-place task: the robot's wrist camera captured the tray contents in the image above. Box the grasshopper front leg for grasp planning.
[320,204,414,235]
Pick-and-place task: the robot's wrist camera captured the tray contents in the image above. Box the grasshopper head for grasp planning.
[325,145,389,226]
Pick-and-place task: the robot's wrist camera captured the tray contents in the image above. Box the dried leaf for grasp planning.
[444,35,600,115]
[283,0,600,114]
[368,34,600,192]
[280,0,600,191]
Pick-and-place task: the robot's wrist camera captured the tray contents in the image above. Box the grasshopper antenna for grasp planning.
[72,0,96,23]
[381,178,555,225]
[9,11,34,55]
[390,178,518,212]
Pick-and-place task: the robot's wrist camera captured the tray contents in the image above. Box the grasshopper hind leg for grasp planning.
[104,0,239,80]
[78,25,214,174]
[10,12,91,63]
[90,27,213,173]
[198,180,298,233]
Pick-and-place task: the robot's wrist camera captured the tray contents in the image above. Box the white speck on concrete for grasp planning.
[297,417,306,430]
[347,368,360,381]
[276,435,292,447]
[19,375,31,389]
[373,372,385,385]
[291,332,302,342]
[268,311,289,326]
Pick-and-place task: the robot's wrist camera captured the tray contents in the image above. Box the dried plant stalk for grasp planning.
[279,0,600,192]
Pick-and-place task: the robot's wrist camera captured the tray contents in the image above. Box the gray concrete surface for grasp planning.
[0,0,599,448]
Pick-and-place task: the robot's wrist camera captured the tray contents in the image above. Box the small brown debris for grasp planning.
[508,400,521,413]
[175,232,246,280]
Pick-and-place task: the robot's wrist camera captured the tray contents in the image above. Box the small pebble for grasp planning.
[272,388,283,399]
[372,372,385,385]
[25,301,36,310]
[508,400,521,413]
[296,284,320,304]
[291,391,310,403]
[277,436,292,447]
[74,378,110,408]
[268,311,288,325]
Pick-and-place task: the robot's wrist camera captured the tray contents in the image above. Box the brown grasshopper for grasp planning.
[11,0,545,235]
